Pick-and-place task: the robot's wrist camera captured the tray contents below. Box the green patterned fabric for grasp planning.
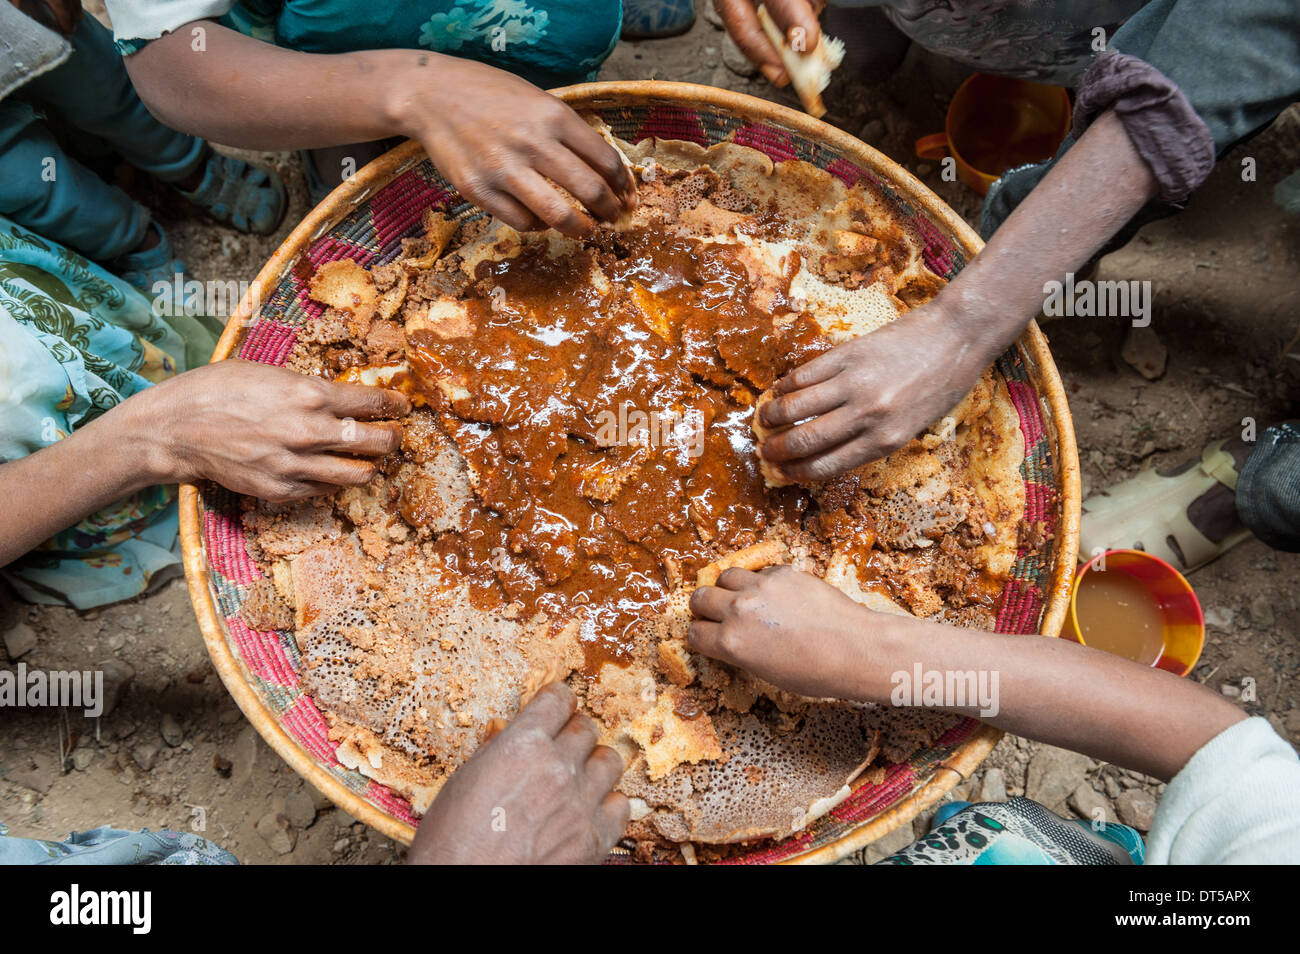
[0,215,222,608]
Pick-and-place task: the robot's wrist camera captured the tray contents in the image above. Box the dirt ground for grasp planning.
[2,10,1298,864]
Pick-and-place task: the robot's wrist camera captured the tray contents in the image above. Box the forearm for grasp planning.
[0,397,166,567]
[937,109,1159,373]
[859,615,1243,782]
[124,22,438,149]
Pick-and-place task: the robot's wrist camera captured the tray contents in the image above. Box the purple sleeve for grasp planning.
[1071,51,1215,205]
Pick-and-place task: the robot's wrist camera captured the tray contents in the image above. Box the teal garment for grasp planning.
[113,0,622,89]
[0,820,237,865]
[0,215,222,609]
[874,797,1145,865]
[0,15,205,263]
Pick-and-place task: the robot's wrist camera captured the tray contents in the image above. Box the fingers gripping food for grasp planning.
[756,3,846,119]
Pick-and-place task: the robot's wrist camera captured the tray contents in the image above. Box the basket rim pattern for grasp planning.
[178,81,1081,864]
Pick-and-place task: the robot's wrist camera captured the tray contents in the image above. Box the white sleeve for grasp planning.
[1145,717,1300,864]
[103,0,236,44]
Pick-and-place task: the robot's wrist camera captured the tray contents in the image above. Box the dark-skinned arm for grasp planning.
[758,110,1159,481]
[1,361,407,568]
[124,23,635,236]
[688,566,1244,782]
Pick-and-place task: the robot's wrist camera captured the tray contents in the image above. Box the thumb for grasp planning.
[765,0,822,52]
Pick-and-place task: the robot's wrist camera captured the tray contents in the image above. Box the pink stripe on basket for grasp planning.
[995,577,1044,633]
[365,781,419,825]
[1024,476,1052,524]
[733,123,798,164]
[227,617,300,687]
[997,378,1054,634]
[238,319,298,367]
[281,696,343,765]
[307,235,378,268]
[634,105,708,145]
[836,764,917,823]
[714,829,816,865]
[371,170,451,247]
[913,214,955,277]
[1005,379,1046,449]
[832,717,981,822]
[202,509,259,585]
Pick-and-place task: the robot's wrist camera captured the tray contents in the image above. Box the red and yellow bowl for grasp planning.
[915,74,1071,195]
[1067,549,1205,677]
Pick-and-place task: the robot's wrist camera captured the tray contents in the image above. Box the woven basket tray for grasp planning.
[179,81,1080,864]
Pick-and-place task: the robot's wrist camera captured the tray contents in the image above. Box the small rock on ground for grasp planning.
[1205,606,1236,629]
[3,622,37,659]
[1025,746,1094,812]
[1249,594,1275,629]
[98,659,135,718]
[255,812,297,855]
[1114,789,1158,831]
[1121,325,1168,380]
[284,789,318,830]
[1068,783,1118,825]
[859,118,887,145]
[308,785,334,813]
[976,767,1008,803]
[230,724,262,783]
[9,751,59,794]
[132,744,159,772]
[160,713,184,747]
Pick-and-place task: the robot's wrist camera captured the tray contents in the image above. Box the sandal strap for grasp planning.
[1200,439,1240,492]
[1079,441,1251,572]
[178,153,286,234]
[1160,506,1236,571]
[112,223,187,293]
[181,154,256,216]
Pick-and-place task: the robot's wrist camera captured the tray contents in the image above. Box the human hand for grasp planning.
[131,360,408,501]
[408,683,630,864]
[688,565,886,700]
[757,304,981,482]
[393,58,637,237]
[713,0,824,86]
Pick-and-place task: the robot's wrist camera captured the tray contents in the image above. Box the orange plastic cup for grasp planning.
[916,74,1072,195]
[1067,549,1205,677]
